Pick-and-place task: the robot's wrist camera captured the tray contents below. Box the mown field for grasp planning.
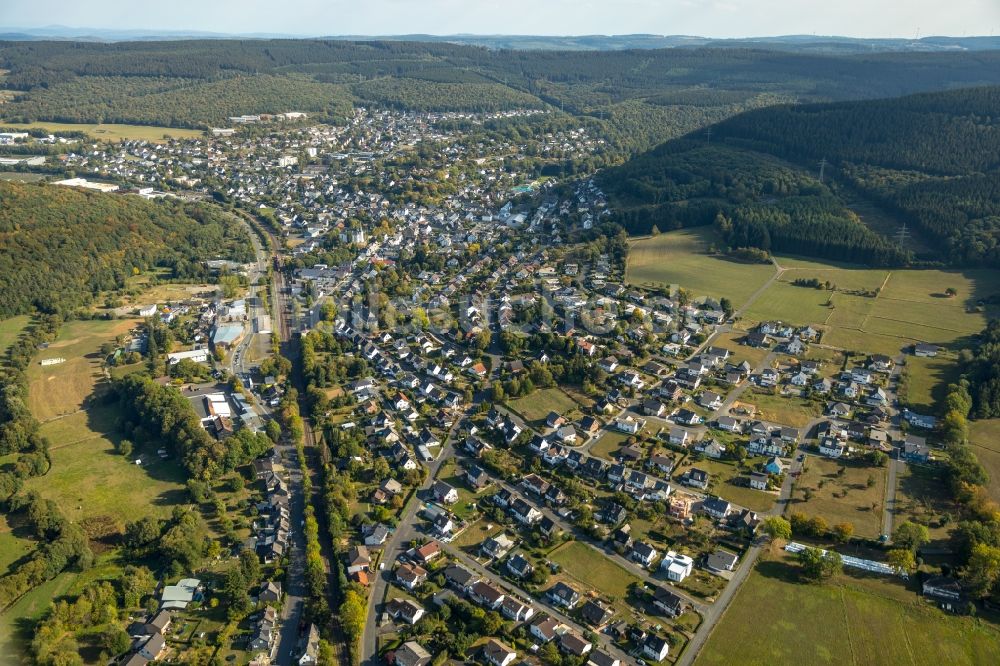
[626,229,777,307]
[791,455,886,539]
[508,386,586,425]
[549,540,643,599]
[696,555,1000,666]
[0,315,31,355]
[743,390,823,428]
[0,121,204,142]
[26,318,139,421]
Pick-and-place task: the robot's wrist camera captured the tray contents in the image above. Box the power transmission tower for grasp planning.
[896,223,910,249]
[818,157,828,183]
[705,127,712,143]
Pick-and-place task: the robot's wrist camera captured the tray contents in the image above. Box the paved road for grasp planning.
[361,419,463,666]
[882,458,901,539]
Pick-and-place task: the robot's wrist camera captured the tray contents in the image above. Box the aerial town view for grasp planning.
[1,1,1000,665]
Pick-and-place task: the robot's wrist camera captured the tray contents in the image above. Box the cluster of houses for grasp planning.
[249,457,291,564]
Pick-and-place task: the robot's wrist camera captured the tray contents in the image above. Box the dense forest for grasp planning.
[6,40,1000,155]
[0,182,253,318]
[600,86,1000,266]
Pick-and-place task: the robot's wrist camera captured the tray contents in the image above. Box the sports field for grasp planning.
[0,121,204,142]
[696,557,1000,665]
[26,318,139,421]
[626,229,777,307]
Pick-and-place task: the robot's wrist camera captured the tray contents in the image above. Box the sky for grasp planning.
[2,0,999,39]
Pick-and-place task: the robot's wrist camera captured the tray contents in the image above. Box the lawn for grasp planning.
[696,555,1000,666]
[903,355,960,415]
[590,430,640,461]
[0,315,31,355]
[969,419,1000,504]
[549,540,643,599]
[626,228,776,308]
[893,464,956,547]
[508,387,585,425]
[0,515,33,577]
[673,457,777,513]
[791,455,886,538]
[742,282,835,327]
[26,318,139,421]
[0,121,204,142]
[23,407,188,528]
[705,330,770,368]
[743,390,823,428]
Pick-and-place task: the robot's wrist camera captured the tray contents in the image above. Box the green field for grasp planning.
[508,387,585,425]
[23,407,188,527]
[26,318,139,421]
[696,557,1000,665]
[904,355,960,415]
[591,430,640,461]
[741,259,1000,354]
[549,540,643,599]
[0,121,204,142]
[893,464,956,547]
[791,456,886,538]
[674,457,776,513]
[744,390,823,428]
[969,420,1000,504]
[626,229,777,307]
[0,315,31,355]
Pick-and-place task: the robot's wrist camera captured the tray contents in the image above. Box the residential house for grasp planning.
[659,551,694,582]
[529,615,561,643]
[432,480,459,505]
[579,599,614,629]
[470,580,506,611]
[749,472,769,490]
[706,549,739,572]
[482,640,517,666]
[387,598,426,625]
[684,468,710,490]
[701,497,731,520]
[546,581,581,609]
[631,541,659,567]
[643,635,671,662]
[394,641,432,666]
[396,563,429,591]
[652,586,684,618]
[560,631,593,657]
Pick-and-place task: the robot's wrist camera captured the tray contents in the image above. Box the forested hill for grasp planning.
[0,182,253,317]
[599,86,1000,267]
[5,40,1000,156]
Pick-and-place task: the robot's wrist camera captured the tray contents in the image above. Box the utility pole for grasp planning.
[818,157,828,183]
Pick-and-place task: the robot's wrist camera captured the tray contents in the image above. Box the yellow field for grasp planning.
[27,318,139,421]
[626,229,777,307]
[0,121,204,142]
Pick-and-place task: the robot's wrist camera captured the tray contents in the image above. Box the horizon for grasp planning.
[2,0,999,40]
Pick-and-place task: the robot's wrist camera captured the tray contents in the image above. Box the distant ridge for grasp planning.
[1,27,999,52]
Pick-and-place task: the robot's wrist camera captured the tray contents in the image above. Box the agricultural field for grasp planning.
[26,318,139,421]
[735,254,1000,355]
[892,464,957,547]
[0,121,204,142]
[508,387,586,425]
[673,457,777,513]
[626,229,777,308]
[0,172,46,183]
[903,354,960,415]
[0,314,31,355]
[696,554,1000,666]
[790,455,886,538]
[969,420,1000,504]
[743,390,823,428]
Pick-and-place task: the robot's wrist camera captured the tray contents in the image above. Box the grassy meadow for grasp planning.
[696,554,1000,666]
[791,455,886,538]
[0,121,204,142]
[626,229,777,307]
[26,318,139,421]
